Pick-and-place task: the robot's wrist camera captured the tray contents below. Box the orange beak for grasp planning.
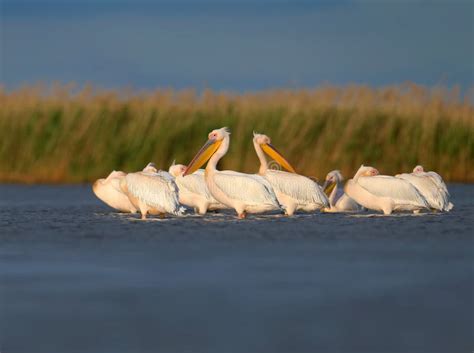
[261,143,296,173]
[184,138,222,176]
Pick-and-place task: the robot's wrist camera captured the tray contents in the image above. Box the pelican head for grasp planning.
[208,127,230,140]
[169,163,187,177]
[184,127,229,176]
[253,132,271,145]
[326,170,343,183]
[143,162,158,173]
[354,165,379,180]
[413,165,425,174]
[253,132,296,173]
[362,166,379,177]
[322,170,343,195]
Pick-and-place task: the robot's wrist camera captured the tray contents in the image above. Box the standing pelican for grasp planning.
[252,133,328,215]
[322,170,363,212]
[169,163,227,214]
[345,165,429,215]
[120,168,184,220]
[184,127,282,218]
[396,166,453,211]
[92,170,137,213]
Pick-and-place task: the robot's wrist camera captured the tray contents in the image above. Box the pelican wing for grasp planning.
[358,176,428,207]
[175,173,212,199]
[101,171,127,194]
[220,170,276,192]
[425,171,450,196]
[125,172,183,215]
[265,170,329,207]
[213,172,280,206]
[335,193,363,211]
[155,170,176,182]
[424,172,451,209]
[103,171,128,194]
[396,173,448,210]
[93,176,137,213]
[109,176,125,193]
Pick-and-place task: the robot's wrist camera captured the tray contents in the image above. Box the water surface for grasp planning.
[1,184,473,353]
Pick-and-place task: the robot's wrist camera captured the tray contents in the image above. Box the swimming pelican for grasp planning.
[252,133,329,215]
[184,127,282,218]
[344,165,429,215]
[169,163,227,214]
[322,170,363,212]
[400,165,453,211]
[92,170,137,213]
[120,168,184,220]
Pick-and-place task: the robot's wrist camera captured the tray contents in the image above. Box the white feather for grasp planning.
[396,173,450,211]
[264,170,329,208]
[155,170,176,183]
[175,173,211,198]
[180,170,214,198]
[357,176,429,208]
[174,170,226,208]
[212,172,280,207]
[220,170,276,194]
[125,172,183,215]
[92,171,137,213]
[424,171,448,193]
[334,193,363,211]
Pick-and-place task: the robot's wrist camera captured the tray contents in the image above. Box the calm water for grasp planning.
[0,184,473,353]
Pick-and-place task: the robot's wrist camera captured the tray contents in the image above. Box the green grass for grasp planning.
[0,83,472,183]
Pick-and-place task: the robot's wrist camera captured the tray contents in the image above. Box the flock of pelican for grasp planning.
[93,127,453,219]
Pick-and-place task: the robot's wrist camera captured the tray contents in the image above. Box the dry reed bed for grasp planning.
[0,83,472,183]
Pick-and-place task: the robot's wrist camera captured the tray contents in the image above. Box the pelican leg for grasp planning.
[159,213,165,219]
[382,200,393,215]
[284,203,297,216]
[238,211,247,219]
[235,204,246,219]
[197,202,208,215]
[139,201,148,220]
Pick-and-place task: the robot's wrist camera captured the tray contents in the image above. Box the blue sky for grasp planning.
[1,0,473,90]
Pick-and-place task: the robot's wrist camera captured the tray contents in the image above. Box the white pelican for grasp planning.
[322,170,364,212]
[344,165,430,215]
[169,163,227,214]
[184,127,282,218]
[401,165,453,211]
[92,162,169,213]
[252,133,329,215]
[119,167,184,220]
[92,170,137,213]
